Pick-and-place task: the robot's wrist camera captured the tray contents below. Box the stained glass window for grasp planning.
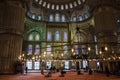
[28,45,33,55]
[61,15,65,22]
[28,34,33,41]
[35,45,40,55]
[32,14,35,19]
[64,32,68,41]
[79,16,83,21]
[49,14,54,22]
[55,31,60,41]
[74,45,79,54]
[47,32,52,41]
[82,47,86,54]
[55,13,60,22]
[35,34,40,41]
[73,16,77,22]
[38,16,41,20]
[29,31,40,41]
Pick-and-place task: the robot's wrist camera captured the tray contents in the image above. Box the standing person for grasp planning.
[86,66,88,71]
[53,66,56,73]
[105,66,110,77]
[50,66,53,73]
[25,66,28,74]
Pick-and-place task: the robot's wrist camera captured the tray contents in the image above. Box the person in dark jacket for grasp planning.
[105,66,110,77]
[89,68,93,75]
[25,67,28,74]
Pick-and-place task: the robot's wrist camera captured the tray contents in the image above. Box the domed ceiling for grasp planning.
[41,0,84,4]
[34,0,86,10]
[27,0,120,22]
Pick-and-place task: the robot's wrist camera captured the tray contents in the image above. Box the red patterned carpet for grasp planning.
[0,71,120,80]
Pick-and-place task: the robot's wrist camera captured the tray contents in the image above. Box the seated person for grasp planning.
[89,68,93,75]
[45,71,52,77]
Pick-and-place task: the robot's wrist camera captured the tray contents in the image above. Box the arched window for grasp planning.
[65,4,68,9]
[64,61,69,69]
[49,14,54,22]
[28,45,33,55]
[84,13,88,19]
[28,31,40,41]
[47,3,50,8]
[47,31,52,41]
[79,15,83,21]
[82,0,86,2]
[51,4,55,10]
[56,5,59,10]
[35,0,38,2]
[35,45,40,55]
[43,2,46,7]
[34,61,40,69]
[69,3,73,8]
[26,61,32,69]
[61,15,65,22]
[55,31,60,41]
[28,34,33,41]
[32,14,35,19]
[72,16,77,22]
[55,13,60,22]
[74,45,79,54]
[82,60,88,68]
[61,5,64,10]
[77,0,81,5]
[74,1,77,7]
[38,16,42,20]
[82,47,86,54]
[64,32,68,41]
[35,34,40,41]
[39,0,42,5]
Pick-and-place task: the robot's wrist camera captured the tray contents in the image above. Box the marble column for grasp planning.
[0,1,25,74]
